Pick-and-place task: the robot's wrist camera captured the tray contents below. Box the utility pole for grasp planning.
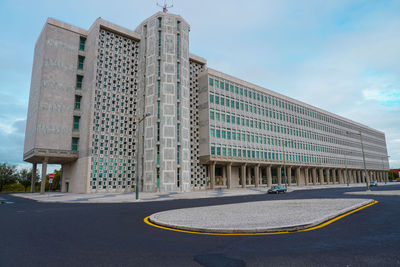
[135,112,151,200]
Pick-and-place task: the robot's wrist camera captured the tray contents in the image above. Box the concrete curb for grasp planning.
[148,199,375,234]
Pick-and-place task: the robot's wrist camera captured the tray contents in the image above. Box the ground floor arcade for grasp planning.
[207,162,389,189]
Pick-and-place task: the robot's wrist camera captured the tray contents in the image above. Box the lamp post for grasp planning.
[346,130,370,191]
[136,112,151,200]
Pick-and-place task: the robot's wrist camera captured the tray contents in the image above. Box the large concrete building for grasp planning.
[24,11,390,193]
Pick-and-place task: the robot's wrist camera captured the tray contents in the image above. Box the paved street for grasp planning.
[1,185,400,266]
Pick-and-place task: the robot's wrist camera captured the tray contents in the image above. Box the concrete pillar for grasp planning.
[254,165,259,188]
[332,169,336,184]
[358,170,362,183]
[226,163,232,189]
[312,168,317,185]
[338,169,343,184]
[210,162,216,189]
[247,166,251,185]
[319,168,324,185]
[267,166,272,187]
[326,169,330,184]
[40,158,48,195]
[30,163,37,193]
[287,166,292,186]
[304,168,309,186]
[277,166,282,185]
[241,164,246,188]
[354,170,358,183]
[222,166,226,186]
[296,167,301,186]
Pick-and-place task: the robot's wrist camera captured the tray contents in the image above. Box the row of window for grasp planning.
[209,75,386,142]
[209,145,363,167]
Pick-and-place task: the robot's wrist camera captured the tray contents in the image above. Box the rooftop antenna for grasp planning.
[157,0,173,13]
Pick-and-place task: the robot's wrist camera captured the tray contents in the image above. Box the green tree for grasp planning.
[388,171,399,180]
[0,163,18,192]
[18,168,39,192]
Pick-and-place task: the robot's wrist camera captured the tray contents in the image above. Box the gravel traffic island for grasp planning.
[149,198,375,233]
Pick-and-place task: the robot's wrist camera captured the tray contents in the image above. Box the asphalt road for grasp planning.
[1,185,400,267]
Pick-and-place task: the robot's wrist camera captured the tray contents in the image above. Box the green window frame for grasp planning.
[79,36,86,51]
[76,75,83,89]
[73,116,80,130]
[72,137,79,151]
[78,55,85,69]
[74,95,81,109]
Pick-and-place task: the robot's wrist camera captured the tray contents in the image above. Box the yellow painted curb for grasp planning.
[143,200,378,236]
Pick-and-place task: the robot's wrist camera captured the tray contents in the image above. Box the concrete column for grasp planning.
[222,166,226,186]
[241,164,246,188]
[287,166,292,186]
[304,168,309,186]
[30,163,37,193]
[312,168,317,185]
[319,168,324,185]
[296,167,301,186]
[247,166,251,185]
[338,169,343,184]
[226,163,232,189]
[354,170,358,183]
[210,162,216,189]
[326,169,330,184]
[358,170,362,183]
[277,166,282,185]
[40,158,48,195]
[255,164,259,188]
[267,165,272,187]
[332,169,336,184]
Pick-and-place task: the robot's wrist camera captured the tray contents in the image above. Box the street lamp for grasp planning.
[381,155,390,184]
[136,112,151,200]
[346,130,370,191]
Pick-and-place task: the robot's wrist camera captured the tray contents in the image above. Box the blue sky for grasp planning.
[0,0,399,173]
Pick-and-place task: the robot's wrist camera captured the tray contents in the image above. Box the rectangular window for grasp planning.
[158,60,161,77]
[74,95,81,109]
[158,17,162,28]
[158,80,161,98]
[72,137,79,151]
[177,62,180,79]
[73,116,80,130]
[210,111,214,120]
[177,123,180,142]
[157,145,160,165]
[76,75,83,89]
[210,94,214,103]
[211,146,215,155]
[177,145,180,164]
[176,34,180,58]
[157,101,161,119]
[177,102,180,120]
[158,31,162,56]
[78,55,85,69]
[209,78,213,86]
[177,21,180,31]
[177,82,180,99]
[79,36,86,51]
[210,129,215,137]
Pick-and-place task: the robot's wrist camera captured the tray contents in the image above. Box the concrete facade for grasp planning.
[24,11,390,193]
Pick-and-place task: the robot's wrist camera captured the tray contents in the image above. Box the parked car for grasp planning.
[370,181,378,187]
[268,185,287,194]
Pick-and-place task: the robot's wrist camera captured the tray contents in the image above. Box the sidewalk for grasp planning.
[12,183,398,203]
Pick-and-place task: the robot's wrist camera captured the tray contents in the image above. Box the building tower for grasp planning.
[135,12,191,192]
